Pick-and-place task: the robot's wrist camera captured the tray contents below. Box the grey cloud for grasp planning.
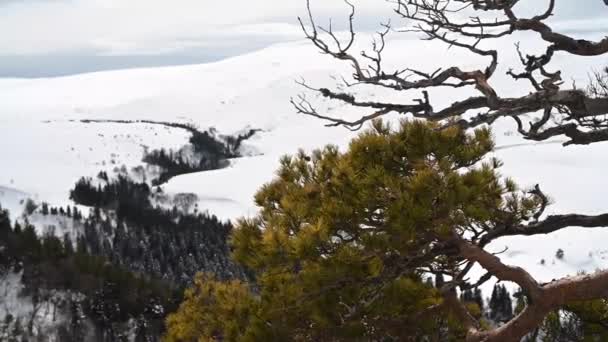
[0,0,605,78]
[0,54,227,78]
[0,32,299,77]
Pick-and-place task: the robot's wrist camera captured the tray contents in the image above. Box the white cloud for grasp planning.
[0,0,604,76]
[0,0,391,56]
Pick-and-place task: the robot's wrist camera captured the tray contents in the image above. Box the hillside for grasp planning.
[1,32,608,339]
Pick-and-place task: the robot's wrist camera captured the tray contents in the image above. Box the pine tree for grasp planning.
[24,199,37,216]
[20,224,41,262]
[165,120,546,341]
[502,286,513,320]
[0,206,13,266]
[13,222,21,235]
[474,288,484,311]
[63,233,74,255]
[0,205,11,236]
[489,284,513,323]
[435,273,445,289]
[72,206,80,221]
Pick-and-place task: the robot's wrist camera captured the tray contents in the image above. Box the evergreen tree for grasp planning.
[20,224,41,262]
[489,284,513,323]
[0,205,11,236]
[24,199,37,216]
[13,222,21,235]
[473,288,484,311]
[435,273,445,290]
[72,206,81,221]
[0,205,14,266]
[63,233,74,255]
[41,203,49,216]
[165,120,547,341]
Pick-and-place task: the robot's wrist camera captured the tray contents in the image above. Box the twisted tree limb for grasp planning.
[294,0,608,145]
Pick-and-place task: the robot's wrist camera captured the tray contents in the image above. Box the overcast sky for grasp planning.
[0,0,606,77]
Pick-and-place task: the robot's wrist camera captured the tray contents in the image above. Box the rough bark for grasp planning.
[441,237,608,342]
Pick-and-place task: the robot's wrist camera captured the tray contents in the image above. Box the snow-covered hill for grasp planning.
[2,34,608,292]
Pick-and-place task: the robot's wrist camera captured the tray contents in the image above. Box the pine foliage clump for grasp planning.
[165,120,547,341]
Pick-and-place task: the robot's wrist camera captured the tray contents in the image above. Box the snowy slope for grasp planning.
[2,33,608,291]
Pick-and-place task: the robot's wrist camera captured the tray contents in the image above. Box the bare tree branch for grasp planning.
[481,213,608,245]
[294,0,608,145]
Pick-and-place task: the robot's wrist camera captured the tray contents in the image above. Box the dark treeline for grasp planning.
[69,175,245,285]
[80,205,244,285]
[0,120,256,341]
[79,119,200,135]
[0,204,178,341]
[222,128,260,156]
[460,288,484,312]
[40,201,84,219]
[78,119,260,185]
[144,128,260,185]
[489,284,514,323]
[459,284,514,324]
[190,128,260,158]
[70,175,151,215]
[142,146,228,186]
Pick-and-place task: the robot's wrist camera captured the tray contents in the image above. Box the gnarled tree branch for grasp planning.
[294,0,608,145]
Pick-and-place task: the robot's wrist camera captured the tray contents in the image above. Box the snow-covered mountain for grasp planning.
[1,33,608,338]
